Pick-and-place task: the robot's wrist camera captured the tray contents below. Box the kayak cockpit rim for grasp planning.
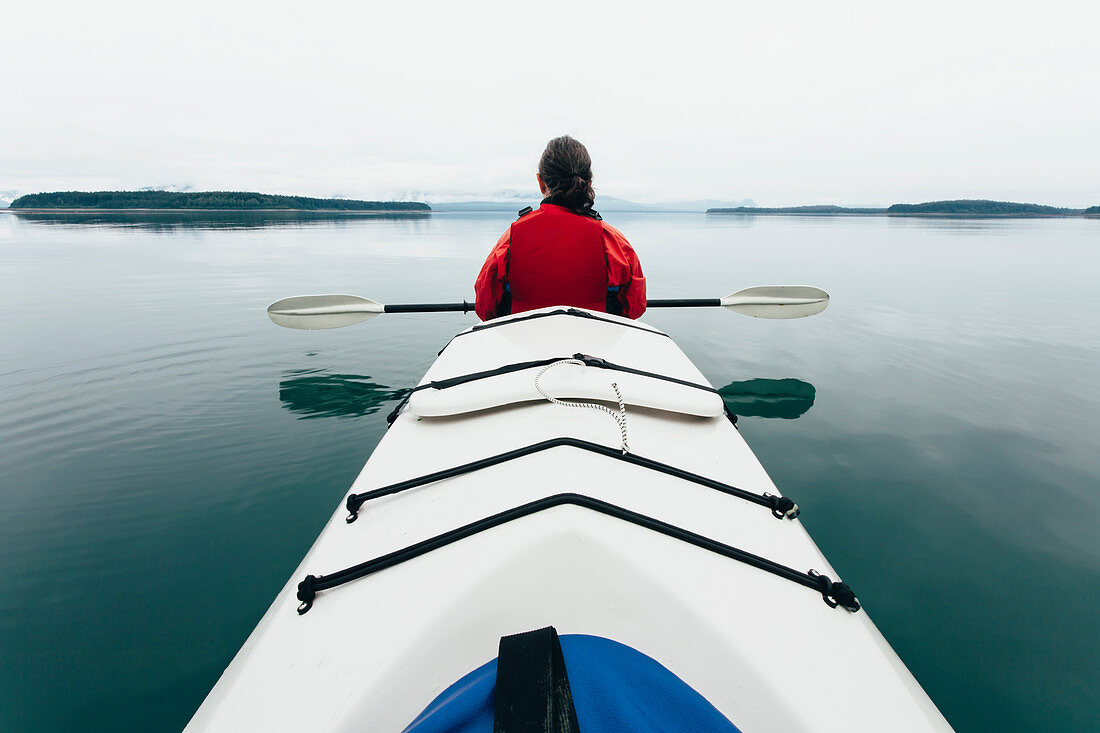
[437,307,669,354]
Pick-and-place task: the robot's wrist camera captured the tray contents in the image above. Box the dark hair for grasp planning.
[539,135,596,214]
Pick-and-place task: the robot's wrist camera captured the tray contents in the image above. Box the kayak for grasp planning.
[187,305,953,732]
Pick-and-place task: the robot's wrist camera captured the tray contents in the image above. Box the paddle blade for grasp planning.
[720,286,829,319]
[267,294,385,330]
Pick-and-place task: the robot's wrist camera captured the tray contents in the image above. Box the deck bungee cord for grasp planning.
[299,492,855,615]
[343,436,800,523]
[385,352,718,425]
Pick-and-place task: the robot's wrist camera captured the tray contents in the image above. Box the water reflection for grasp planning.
[11,210,429,231]
[279,369,409,419]
[279,370,815,421]
[883,216,1022,236]
[717,378,815,419]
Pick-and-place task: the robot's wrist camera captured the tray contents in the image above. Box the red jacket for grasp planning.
[474,203,647,321]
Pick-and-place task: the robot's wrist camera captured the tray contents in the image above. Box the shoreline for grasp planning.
[707,210,1097,219]
[4,208,1095,219]
[2,207,431,214]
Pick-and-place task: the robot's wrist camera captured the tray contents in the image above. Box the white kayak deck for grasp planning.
[409,311,725,418]
[187,307,952,732]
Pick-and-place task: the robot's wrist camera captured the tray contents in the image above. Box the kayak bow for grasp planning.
[189,305,950,733]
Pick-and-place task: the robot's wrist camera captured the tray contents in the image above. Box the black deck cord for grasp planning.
[385,357,564,425]
[493,626,580,733]
[385,352,718,426]
[345,436,799,522]
[295,493,858,614]
[438,308,670,355]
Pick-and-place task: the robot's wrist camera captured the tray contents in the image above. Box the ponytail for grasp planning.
[538,136,596,215]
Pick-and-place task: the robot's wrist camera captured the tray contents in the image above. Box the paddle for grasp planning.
[266,285,829,330]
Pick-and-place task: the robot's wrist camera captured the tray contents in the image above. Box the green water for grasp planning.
[0,210,1097,731]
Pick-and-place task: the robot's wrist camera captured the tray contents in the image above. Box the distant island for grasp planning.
[886,200,1079,216]
[708,199,1096,218]
[9,190,430,212]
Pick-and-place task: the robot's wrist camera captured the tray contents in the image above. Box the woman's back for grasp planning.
[474,136,646,321]
[507,204,608,314]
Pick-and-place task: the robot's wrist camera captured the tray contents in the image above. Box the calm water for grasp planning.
[1,210,1097,732]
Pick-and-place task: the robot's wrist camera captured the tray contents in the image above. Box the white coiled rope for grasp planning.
[534,358,629,454]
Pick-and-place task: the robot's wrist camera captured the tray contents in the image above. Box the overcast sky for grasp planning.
[2,0,1097,206]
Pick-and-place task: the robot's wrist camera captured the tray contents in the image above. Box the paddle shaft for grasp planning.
[381,299,721,314]
[267,286,827,329]
[384,302,474,313]
[645,298,721,308]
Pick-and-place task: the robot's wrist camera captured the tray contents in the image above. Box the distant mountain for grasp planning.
[600,197,756,213]
[428,200,536,213]
[430,196,756,213]
[0,190,19,208]
[10,190,430,211]
[138,184,194,193]
[709,205,884,215]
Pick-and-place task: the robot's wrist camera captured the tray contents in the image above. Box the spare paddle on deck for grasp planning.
[267,286,829,330]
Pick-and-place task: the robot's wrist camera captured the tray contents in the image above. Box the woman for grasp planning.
[474,136,646,321]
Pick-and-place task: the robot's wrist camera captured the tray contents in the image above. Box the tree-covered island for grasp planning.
[709,199,1094,218]
[9,190,430,211]
[886,200,1078,216]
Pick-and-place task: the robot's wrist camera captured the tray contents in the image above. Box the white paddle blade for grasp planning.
[267,294,385,330]
[720,286,830,319]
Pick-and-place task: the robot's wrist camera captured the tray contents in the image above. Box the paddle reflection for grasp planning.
[717,378,816,420]
[279,369,410,419]
[279,370,812,421]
